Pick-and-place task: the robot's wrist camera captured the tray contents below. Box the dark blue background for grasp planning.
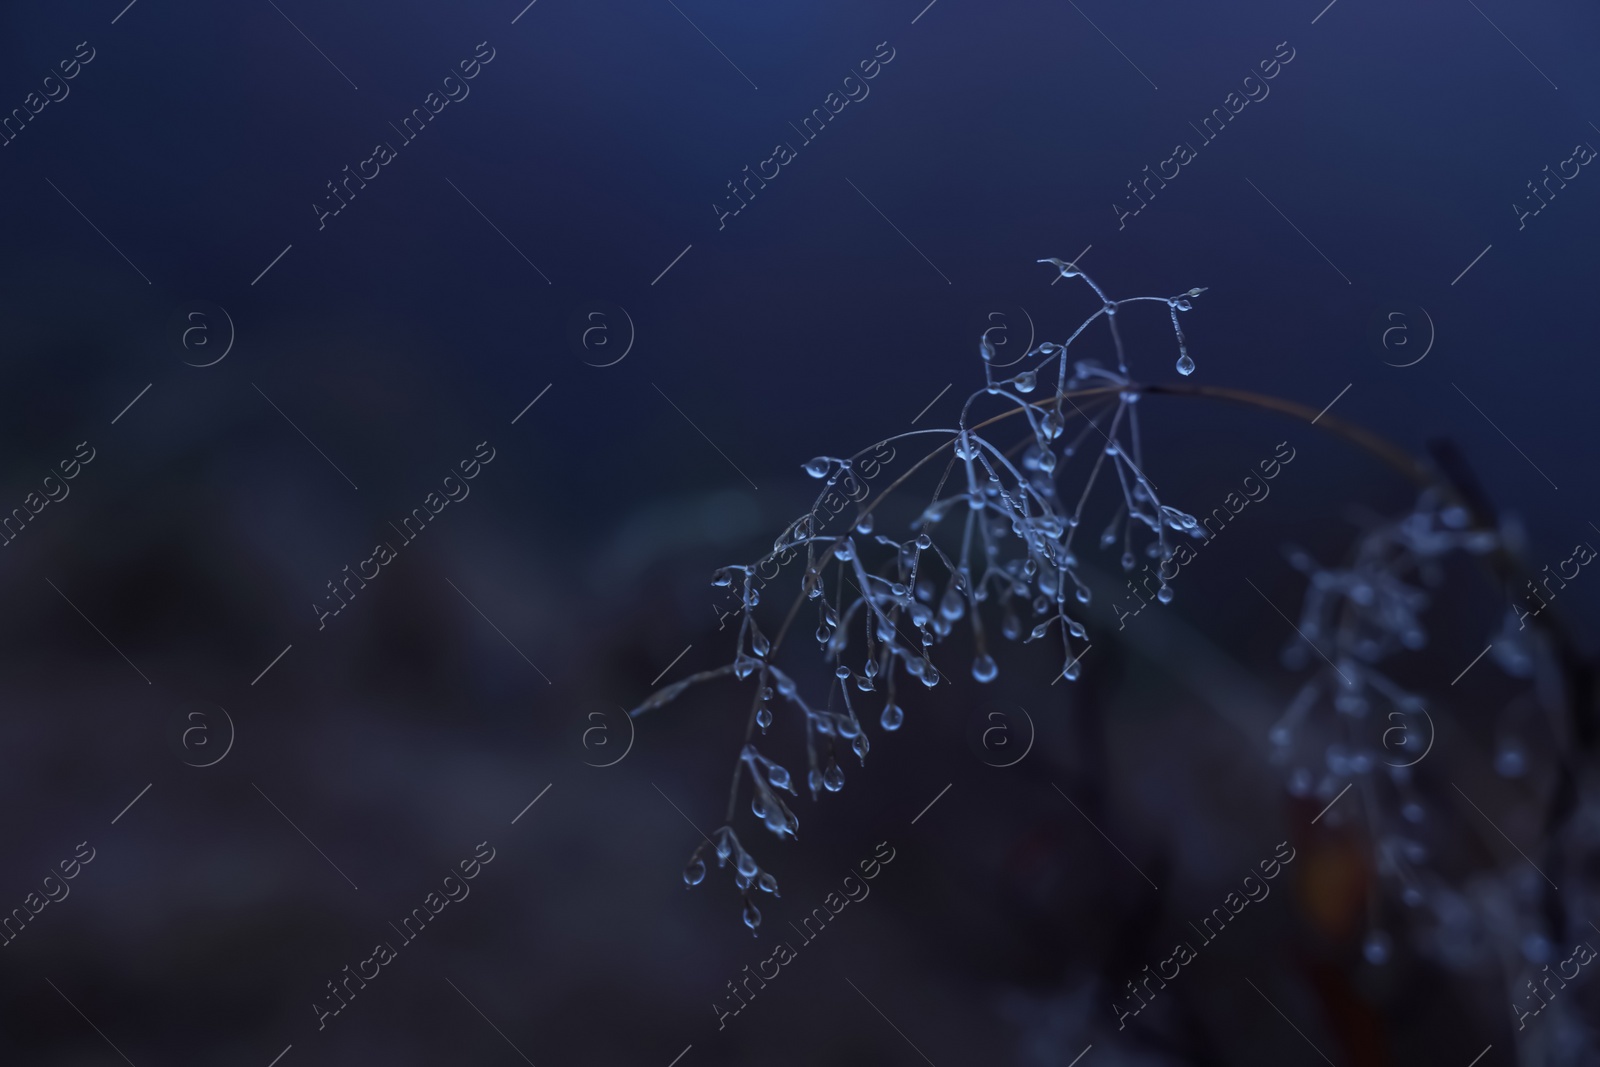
[0,1,1596,1064]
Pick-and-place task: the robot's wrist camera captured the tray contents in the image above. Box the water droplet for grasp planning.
[1363,930,1392,965]
[743,898,762,934]
[807,769,823,795]
[1326,746,1351,776]
[980,335,996,361]
[855,512,875,535]
[756,705,773,731]
[712,567,735,588]
[804,457,830,479]
[823,761,845,792]
[852,734,869,761]
[972,653,999,683]
[880,702,904,731]
[751,631,770,657]
[757,871,779,895]
[916,532,932,551]
[1157,585,1174,604]
[1176,353,1195,376]
[733,652,758,679]
[835,540,855,562]
[767,763,791,789]
[1495,744,1526,778]
[1160,506,1198,531]
[1075,587,1091,605]
[1121,552,1136,571]
[683,858,706,886]
[1013,371,1037,394]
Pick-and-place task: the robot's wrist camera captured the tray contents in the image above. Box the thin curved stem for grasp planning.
[1141,382,1431,486]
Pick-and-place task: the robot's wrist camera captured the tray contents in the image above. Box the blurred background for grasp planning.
[1,0,1598,1063]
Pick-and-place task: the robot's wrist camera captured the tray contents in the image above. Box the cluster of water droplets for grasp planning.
[635,261,1213,928]
[681,826,781,935]
[741,743,799,838]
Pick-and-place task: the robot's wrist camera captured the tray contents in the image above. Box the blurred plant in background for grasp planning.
[1271,479,1600,1062]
